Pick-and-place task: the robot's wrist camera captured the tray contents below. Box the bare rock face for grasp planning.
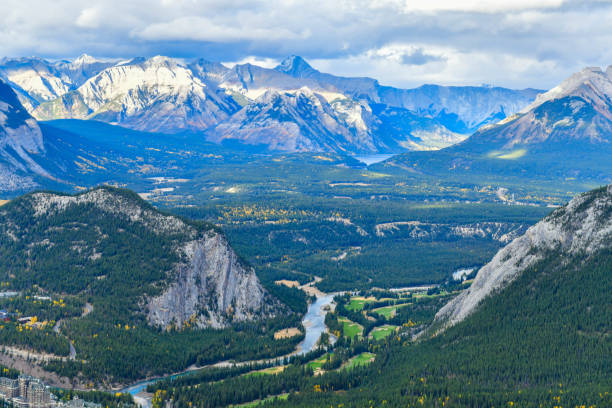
[430,185,612,334]
[374,221,526,243]
[0,79,49,190]
[147,231,280,329]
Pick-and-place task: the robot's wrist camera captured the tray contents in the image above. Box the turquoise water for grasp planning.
[354,154,395,166]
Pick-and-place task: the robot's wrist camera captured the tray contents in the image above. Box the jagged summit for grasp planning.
[33,55,240,133]
[523,65,612,114]
[72,53,99,65]
[274,55,318,77]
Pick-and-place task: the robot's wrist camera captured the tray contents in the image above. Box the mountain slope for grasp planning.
[0,78,50,190]
[377,65,612,184]
[269,185,612,408]
[0,82,200,194]
[432,184,612,332]
[0,186,281,328]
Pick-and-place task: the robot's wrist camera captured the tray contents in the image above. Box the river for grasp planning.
[295,293,336,355]
[121,291,337,406]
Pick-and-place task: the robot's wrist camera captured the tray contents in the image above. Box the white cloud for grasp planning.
[389,0,565,13]
[222,56,280,69]
[75,7,102,29]
[133,16,308,42]
[0,0,611,89]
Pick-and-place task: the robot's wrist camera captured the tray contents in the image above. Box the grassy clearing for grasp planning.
[234,393,289,407]
[343,352,376,370]
[413,290,449,300]
[346,296,376,311]
[244,366,286,378]
[498,149,527,159]
[339,317,363,339]
[370,325,398,341]
[372,302,411,318]
[306,353,332,371]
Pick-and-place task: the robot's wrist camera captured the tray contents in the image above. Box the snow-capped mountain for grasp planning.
[0,54,115,111]
[0,54,541,153]
[33,56,240,133]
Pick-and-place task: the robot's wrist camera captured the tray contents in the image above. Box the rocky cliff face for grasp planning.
[147,231,279,329]
[374,221,526,243]
[431,185,612,333]
[0,79,49,191]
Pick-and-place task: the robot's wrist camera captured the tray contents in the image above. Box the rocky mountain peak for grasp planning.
[275,55,317,77]
[523,65,612,113]
[72,53,99,66]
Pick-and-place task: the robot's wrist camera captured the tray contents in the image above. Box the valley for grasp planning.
[0,49,610,408]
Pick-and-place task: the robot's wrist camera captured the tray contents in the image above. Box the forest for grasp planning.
[147,244,612,407]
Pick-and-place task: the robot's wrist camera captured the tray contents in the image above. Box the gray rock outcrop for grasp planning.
[147,231,280,329]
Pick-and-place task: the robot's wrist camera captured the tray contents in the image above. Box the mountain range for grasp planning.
[377,65,612,183]
[3,57,612,196]
[0,54,540,154]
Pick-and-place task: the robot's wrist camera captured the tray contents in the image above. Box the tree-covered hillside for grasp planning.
[0,186,302,384]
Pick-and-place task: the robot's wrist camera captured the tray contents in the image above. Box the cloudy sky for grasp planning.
[2,0,612,89]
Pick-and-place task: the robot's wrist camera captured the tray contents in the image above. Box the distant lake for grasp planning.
[354,154,395,166]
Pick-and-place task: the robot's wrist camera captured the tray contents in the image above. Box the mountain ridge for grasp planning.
[1,185,283,329]
[377,65,612,184]
[0,54,541,154]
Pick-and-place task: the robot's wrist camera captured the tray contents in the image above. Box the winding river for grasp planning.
[294,293,336,355]
[120,291,337,406]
